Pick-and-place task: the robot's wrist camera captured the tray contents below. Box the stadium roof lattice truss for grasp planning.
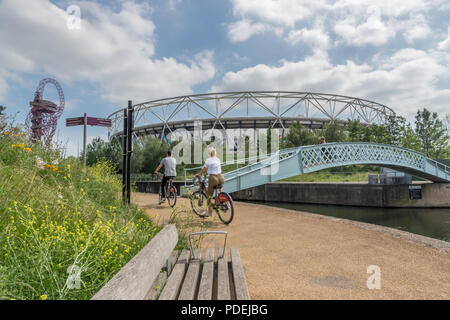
[107,91,395,139]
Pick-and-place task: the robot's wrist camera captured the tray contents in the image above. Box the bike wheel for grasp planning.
[216,192,234,225]
[167,185,177,207]
[158,185,164,204]
[190,190,208,217]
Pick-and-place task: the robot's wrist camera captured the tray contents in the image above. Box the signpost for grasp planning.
[123,101,134,205]
[66,114,112,166]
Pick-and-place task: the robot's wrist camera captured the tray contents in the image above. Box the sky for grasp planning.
[0,0,449,156]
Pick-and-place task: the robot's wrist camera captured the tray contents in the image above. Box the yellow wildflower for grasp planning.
[40,295,48,300]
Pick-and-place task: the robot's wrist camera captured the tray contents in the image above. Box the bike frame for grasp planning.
[195,176,231,206]
[159,175,176,199]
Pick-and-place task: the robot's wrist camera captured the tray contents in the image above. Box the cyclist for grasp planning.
[154,150,177,204]
[195,147,225,216]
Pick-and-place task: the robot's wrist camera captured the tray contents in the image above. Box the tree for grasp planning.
[346,119,365,142]
[346,120,391,144]
[86,137,122,171]
[0,105,5,115]
[400,123,421,152]
[132,136,173,174]
[414,108,449,158]
[320,121,346,142]
[281,122,317,148]
[384,115,406,146]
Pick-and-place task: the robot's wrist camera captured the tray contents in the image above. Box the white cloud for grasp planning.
[230,0,321,28]
[438,26,450,51]
[333,7,395,46]
[227,19,271,42]
[212,47,450,119]
[0,74,8,101]
[0,0,216,105]
[286,28,330,49]
[227,0,439,47]
[402,14,432,43]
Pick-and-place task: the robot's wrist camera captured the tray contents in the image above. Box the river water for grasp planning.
[262,202,450,243]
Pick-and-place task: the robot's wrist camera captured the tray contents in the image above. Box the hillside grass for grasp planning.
[0,129,163,300]
[281,171,381,183]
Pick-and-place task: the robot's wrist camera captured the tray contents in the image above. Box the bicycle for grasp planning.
[189,175,234,225]
[157,173,177,208]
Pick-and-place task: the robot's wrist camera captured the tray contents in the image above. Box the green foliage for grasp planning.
[85,134,186,178]
[281,122,317,148]
[320,121,346,142]
[414,108,449,158]
[86,137,122,172]
[0,128,161,300]
[0,105,5,116]
[347,120,365,142]
[384,115,406,146]
[399,123,421,152]
[132,136,170,174]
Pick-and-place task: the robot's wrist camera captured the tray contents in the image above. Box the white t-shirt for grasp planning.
[161,156,177,176]
[204,157,221,175]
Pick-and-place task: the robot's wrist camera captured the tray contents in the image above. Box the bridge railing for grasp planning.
[183,152,274,186]
[298,142,432,172]
[183,147,301,185]
[184,142,450,190]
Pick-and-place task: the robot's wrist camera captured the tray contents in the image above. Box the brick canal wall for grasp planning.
[135,181,450,208]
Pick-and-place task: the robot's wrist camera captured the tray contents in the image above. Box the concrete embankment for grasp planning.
[136,181,450,208]
[230,182,450,207]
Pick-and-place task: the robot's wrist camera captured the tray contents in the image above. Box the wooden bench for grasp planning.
[92,224,250,300]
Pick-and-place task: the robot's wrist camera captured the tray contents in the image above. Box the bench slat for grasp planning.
[217,248,231,300]
[178,248,202,300]
[230,247,250,300]
[146,250,179,300]
[158,249,190,300]
[197,248,215,300]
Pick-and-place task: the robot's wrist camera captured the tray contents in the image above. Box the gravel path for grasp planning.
[134,193,450,299]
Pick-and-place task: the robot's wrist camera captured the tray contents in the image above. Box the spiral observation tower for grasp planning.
[26,78,65,145]
[107,91,396,140]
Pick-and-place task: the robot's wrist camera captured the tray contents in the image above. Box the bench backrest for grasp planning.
[92,224,178,300]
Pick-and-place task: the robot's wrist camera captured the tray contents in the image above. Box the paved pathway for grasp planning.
[134,193,450,299]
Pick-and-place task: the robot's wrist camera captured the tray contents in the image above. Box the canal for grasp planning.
[261,202,450,242]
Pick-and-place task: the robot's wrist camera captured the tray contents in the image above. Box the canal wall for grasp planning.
[230,182,450,208]
[135,181,450,208]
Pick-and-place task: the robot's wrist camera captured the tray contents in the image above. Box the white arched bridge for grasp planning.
[222,142,450,193]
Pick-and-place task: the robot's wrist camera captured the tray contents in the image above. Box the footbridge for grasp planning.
[222,142,450,193]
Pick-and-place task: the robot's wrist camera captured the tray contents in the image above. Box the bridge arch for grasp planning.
[223,142,450,193]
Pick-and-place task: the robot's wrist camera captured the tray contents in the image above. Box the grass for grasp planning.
[0,128,166,300]
[282,171,381,183]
